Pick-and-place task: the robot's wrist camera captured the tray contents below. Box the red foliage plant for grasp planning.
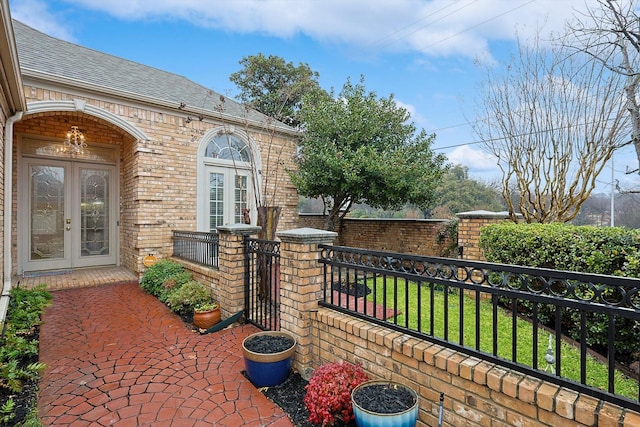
[304,361,369,426]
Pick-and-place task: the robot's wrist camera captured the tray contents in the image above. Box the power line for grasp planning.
[433,117,631,151]
[369,0,482,51]
[419,0,537,51]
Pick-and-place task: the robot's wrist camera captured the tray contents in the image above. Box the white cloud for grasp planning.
[21,0,600,59]
[10,0,76,41]
[446,144,497,171]
[395,99,429,127]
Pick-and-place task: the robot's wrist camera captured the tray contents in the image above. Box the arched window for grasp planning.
[204,133,251,162]
[197,129,257,232]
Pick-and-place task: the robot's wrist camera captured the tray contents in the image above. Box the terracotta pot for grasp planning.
[242,331,296,387]
[351,380,419,427]
[193,307,221,329]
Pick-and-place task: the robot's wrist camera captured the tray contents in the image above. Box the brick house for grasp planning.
[0,15,300,291]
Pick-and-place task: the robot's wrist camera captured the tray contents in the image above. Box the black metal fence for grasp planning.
[172,230,219,268]
[244,237,281,331]
[318,244,640,412]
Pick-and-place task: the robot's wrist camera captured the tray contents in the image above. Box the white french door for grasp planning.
[203,166,252,232]
[21,159,117,272]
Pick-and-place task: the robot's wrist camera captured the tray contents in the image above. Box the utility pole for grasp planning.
[611,154,615,227]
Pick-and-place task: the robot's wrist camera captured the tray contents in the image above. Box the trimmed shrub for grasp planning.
[140,259,185,301]
[159,271,193,302]
[479,222,640,276]
[165,280,213,315]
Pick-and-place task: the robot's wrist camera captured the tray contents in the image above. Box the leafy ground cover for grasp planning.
[0,285,51,427]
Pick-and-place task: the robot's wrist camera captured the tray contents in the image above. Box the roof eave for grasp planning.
[0,2,25,114]
[22,68,301,138]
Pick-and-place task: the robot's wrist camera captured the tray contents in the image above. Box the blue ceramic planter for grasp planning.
[242,331,296,387]
[351,380,419,427]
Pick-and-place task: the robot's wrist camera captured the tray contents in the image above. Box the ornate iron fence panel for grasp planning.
[318,244,640,412]
[172,230,219,268]
[244,237,281,331]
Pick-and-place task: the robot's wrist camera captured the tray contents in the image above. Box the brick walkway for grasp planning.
[38,281,295,426]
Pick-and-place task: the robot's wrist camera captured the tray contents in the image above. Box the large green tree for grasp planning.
[430,165,505,218]
[229,53,322,128]
[290,77,449,231]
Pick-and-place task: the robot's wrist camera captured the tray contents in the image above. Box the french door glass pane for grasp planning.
[80,168,110,256]
[30,166,65,260]
[209,173,224,231]
[235,175,248,223]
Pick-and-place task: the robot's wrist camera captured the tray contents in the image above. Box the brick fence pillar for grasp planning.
[456,210,512,261]
[276,227,337,374]
[217,224,261,318]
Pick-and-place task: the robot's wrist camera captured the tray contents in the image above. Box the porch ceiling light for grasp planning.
[64,126,87,154]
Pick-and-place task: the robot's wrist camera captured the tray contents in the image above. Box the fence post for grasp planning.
[456,210,512,261]
[217,224,262,318]
[276,227,337,374]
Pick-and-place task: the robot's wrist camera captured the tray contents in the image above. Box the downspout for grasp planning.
[0,111,23,324]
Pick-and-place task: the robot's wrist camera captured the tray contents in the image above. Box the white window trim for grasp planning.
[196,127,262,232]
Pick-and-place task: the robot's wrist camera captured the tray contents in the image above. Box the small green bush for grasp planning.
[140,259,185,300]
[165,280,213,315]
[157,270,193,302]
[304,361,368,426]
[7,285,52,332]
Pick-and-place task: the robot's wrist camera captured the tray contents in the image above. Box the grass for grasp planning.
[363,275,639,400]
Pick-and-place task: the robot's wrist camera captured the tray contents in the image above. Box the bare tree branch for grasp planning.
[474,32,629,223]
[566,0,640,174]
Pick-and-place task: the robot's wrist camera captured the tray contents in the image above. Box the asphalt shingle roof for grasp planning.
[12,19,283,128]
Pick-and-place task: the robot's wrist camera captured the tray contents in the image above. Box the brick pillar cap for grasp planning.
[456,210,516,219]
[217,224,262,236]
[277,227,337,244]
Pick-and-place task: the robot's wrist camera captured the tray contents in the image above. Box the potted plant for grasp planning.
[241,331,296,387]
[304,361,368,426]
[351,380,419,427]
[193,302,221,329]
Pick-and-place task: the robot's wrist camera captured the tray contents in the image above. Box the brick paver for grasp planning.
[38,281,294,426]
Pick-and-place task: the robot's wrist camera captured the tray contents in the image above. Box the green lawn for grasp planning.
[363,275,639,400]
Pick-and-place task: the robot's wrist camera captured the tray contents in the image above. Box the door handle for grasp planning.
[66,218,71,231]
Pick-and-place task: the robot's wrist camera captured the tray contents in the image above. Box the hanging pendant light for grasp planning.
[63,126,87,154]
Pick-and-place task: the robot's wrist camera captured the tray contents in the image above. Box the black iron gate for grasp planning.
[244,237,281,330]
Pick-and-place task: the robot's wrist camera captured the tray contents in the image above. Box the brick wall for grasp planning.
[310,308,638,427]
[273,228,639,427]
[299,215,453,257]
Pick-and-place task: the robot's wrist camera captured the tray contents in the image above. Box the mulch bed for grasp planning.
[259,371,356,427]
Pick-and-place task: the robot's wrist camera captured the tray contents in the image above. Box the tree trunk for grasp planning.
[257,206,281,240]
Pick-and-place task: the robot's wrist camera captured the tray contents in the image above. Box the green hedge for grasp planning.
[479,222,640,277]
[479,223,640,364]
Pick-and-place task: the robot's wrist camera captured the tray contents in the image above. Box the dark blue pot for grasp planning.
[242,331,297,387]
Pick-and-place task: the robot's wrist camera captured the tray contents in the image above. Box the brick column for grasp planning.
[217,224,261,318]
[456,210,512,261]
[276,227,337,373]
